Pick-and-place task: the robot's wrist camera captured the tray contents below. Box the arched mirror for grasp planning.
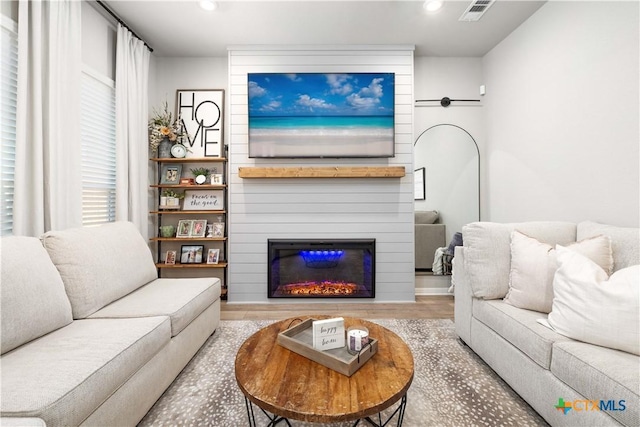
[414,124,480,271]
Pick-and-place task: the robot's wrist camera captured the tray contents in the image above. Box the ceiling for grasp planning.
[103,0,546,58]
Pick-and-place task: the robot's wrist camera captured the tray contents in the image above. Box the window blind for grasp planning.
[81,70,116,226]
[0,18,18,236]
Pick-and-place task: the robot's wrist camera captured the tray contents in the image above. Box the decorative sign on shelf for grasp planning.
[176,89,225,158]
[183,190,224,211]
[312,317,345,351]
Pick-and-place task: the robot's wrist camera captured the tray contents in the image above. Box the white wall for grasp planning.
[413,57,483,294]
[149,57,228,118]
[1,0,17,22]
[227,46,416,303]
[81,2,116,80]
[483,1,639,227]
[414,57,484,233]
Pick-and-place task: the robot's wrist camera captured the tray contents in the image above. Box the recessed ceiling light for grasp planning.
[199,0,217,11]
[424,0,444,13]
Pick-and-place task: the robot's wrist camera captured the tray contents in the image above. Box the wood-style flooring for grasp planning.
[221,295,454,321]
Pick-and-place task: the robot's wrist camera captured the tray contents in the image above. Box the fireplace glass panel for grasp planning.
[268,239,375,298]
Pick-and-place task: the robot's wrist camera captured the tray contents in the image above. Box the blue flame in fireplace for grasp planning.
[300,250,344,268]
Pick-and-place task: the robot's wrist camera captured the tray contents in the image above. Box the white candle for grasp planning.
[347,326,369,354]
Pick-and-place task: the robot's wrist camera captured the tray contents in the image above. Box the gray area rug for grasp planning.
[139,319,548,426]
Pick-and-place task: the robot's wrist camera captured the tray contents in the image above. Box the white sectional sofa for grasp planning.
[1,221,221,426]
[454,221,639,427]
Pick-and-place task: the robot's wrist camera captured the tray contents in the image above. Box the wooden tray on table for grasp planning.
[277,318,378,377]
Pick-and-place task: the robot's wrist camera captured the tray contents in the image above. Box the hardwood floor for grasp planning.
[220,295,454,321]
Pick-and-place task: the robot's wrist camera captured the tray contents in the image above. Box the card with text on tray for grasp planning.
[312,317,346,351]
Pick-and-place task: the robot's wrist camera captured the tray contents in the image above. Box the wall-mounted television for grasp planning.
[247,72,395,158]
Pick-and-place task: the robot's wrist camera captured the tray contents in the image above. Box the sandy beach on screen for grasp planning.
[249,133,394,157]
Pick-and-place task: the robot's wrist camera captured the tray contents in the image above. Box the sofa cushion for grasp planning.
[473,299,571,369]
[41,221,157,319]
[462,221,577,299]
[415,210,439,224]
[577,221,640,272]
[415,223,446,269]
[1,236,73,354]
[504,232,613,313]
[547,246,639,356]
[89,278,221,336]
[551,341,640,427]
[0,316,170,426]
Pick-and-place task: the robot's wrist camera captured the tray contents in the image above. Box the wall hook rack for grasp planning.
[415,97,480,107]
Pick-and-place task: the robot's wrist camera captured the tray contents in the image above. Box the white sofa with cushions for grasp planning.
[1,221,221,426]
[454,221,639,427]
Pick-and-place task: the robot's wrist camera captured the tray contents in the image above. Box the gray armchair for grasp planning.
[415,210,446,270]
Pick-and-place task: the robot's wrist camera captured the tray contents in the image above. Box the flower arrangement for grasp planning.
[161,189,184,199]
[148,101,183,153]
[190,167,210,177]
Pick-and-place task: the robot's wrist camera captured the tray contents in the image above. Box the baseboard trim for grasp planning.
[415,287,453,296]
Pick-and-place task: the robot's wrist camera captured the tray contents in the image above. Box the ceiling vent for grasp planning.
[459,0,495,21]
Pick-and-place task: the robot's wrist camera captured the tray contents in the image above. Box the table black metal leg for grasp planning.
[246,394,406,426]
[244,396,292,427]
[352,394,408,427]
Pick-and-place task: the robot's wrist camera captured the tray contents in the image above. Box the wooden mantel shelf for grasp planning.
[238,166,405,179]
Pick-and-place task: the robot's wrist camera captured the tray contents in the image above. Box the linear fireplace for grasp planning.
[268,239,375,298]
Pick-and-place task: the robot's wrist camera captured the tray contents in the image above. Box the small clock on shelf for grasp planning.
[170,143,187,158]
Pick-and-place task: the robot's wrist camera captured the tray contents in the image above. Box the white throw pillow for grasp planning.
[462,221,577,300]
[577,221,640,272]
[547,245,639,356]
[504,231,613,313]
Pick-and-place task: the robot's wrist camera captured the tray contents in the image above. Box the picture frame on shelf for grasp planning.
[414,167,425,201]
[210,173,223,185]
[165,250,177,265]
[212,222,225,237]
[206,248,220,264]
[191,219,207,238]
[176,220,193,238]
[176,89,225,158]
[180,245,204,264]
[160,165,182,185]
[183,189,224,211]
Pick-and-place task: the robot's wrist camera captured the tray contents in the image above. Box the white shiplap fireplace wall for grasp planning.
[227,46,415,303]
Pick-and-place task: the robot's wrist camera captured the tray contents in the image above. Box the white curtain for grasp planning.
[115,24,150,239]
[14,0,82,236]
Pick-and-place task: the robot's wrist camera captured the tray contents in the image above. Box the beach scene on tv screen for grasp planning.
[248,73,395,158]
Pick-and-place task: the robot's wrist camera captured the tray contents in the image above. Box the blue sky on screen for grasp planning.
[248,73,394,117]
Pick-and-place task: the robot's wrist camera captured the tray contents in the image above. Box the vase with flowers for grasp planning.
[148,101,184,158]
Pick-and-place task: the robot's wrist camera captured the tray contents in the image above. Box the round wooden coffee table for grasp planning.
[235,316,414,426]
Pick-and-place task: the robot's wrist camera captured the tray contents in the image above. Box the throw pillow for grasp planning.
[462,221,576,300]
[577,221,640,271]
[504,231,613,313]
[415,210,439,225]
[446,232,463,256]
[547,245,639,356]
